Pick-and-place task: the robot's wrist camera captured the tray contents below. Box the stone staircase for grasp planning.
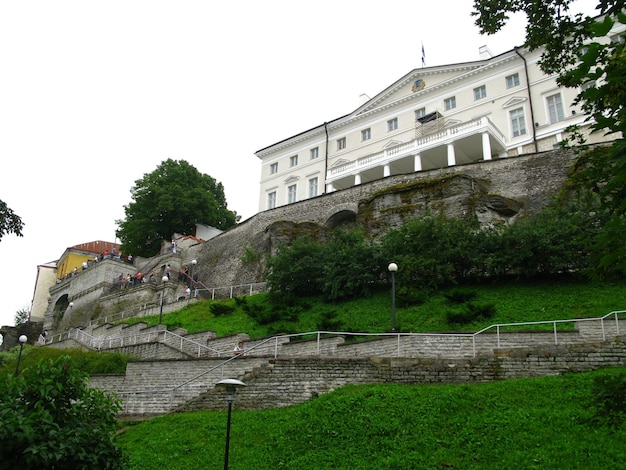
[46,311,626,418]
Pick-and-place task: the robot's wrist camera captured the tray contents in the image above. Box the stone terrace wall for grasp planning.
[183,337,626,412]
[190,149,578,292]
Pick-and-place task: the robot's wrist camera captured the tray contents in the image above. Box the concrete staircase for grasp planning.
[46,311,626,418]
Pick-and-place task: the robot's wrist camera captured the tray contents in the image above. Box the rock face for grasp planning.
[43,148,578,331]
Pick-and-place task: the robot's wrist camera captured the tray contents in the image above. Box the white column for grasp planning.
[355,173,361,185]
[326,183,334,192]
[384,164,391,177]
[447,143,456,166]
[414,154,422,172]
[482,132,492,160]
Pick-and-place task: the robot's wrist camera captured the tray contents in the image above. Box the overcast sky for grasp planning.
[0,0,599,328]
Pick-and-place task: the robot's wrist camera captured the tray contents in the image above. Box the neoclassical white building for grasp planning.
[255,22,623,212]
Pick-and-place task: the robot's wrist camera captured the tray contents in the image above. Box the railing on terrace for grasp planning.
[76,281,268,328]
[88,310,625,415]
[329,116,506,178]
[47,327,222,357]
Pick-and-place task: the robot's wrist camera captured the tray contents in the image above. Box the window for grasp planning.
[289,155,298,167]
[510,108,527,137]
[310,147,319,159]
[337,137,346,150]
[610,34,625,44]
[506,73,520,88]
[270,162,278,174]
[473,85,487,100]
[415,108,426,120]
[361,128,371,141]
[308,177,318,198]
[287,184,297,203]
[444,96,456,110]
[267,191,276,209]
[546,93,565,124]
[387,118,398,132]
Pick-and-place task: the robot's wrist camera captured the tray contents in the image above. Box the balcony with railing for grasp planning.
[327,116,507,191]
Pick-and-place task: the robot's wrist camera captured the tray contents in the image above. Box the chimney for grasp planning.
[359,93,371,105]
[479,45,493,59]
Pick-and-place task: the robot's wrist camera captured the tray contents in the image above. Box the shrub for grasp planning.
[209,303,236,317]
[590,372,626,429]
[446,303,496,326]
[0,355,126,469]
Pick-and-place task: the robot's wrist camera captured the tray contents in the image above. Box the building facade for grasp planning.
[255,23,624,212]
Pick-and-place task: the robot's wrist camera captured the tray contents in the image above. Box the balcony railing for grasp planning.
[329,116,506,179]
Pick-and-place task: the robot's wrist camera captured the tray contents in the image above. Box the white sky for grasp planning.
[0,0,599,328]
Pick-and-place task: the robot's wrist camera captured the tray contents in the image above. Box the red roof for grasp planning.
[71,240,121,255]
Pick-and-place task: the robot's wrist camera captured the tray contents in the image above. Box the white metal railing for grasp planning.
[329,116,506,179]
[48,327,222,357]
[86,310,625,415]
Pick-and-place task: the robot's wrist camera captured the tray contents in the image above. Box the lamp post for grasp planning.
[388,263,398,332]
[189,259,197,301]
[216,379,246,470]
[14,335,27,376]
[158,275,169,324]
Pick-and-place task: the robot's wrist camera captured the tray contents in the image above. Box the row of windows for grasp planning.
[270,73,565,175]
[267,177,319,209]
[445,73,521,111]
[270,147,320,174]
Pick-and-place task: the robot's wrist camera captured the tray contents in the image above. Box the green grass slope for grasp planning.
[116,367,626,469]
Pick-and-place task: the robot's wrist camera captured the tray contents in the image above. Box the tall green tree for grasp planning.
[0,198,24,242]
[116,159,239,257]
[472,0,626,275]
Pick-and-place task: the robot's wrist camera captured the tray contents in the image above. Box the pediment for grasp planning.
[331,158,351,168]
[502,96,527,108]
[284,176,299,184]
[383,140,403,149]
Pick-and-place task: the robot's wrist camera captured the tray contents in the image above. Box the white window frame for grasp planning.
[337,137,346,150]
[267,191,276,209]
[287,184,297,204]
[310,147,319,159]
[387,118,398,132]
[289,155,298,167]
[270,162,278,174]
[415,108,426,120]
[308,177,318,198]
[510,107,527,137]
[444,96,456,110]
[473,85,487,100]
[361,128,371,141]
[506,73,520,88]
[546,93,565,124]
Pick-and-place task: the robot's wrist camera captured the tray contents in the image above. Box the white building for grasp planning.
[256,23,623,212]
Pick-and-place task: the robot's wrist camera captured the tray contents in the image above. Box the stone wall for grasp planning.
[45,148,579,336]
[183,337,626,413]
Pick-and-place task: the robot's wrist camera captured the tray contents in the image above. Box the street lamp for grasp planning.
[158,275,169,324]
[388,263,398,332]
[189,259,197,301]
[14,335,27,376]
[216,379,246,470]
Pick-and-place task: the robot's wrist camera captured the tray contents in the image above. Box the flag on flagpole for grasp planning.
[421,42,425,67]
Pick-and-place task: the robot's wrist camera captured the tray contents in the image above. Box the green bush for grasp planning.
[444,288,478,304]
[209,302,236,316]
[446,302,496,326]
[0,355,126,469]
[590,372,626,429]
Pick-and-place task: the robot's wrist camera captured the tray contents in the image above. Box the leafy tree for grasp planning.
[321,229,382,301]
[0,198,24,242]
[0,355,126,469]
[472,1,626,274]
[14,305,29,326]
[116,159,239,257]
